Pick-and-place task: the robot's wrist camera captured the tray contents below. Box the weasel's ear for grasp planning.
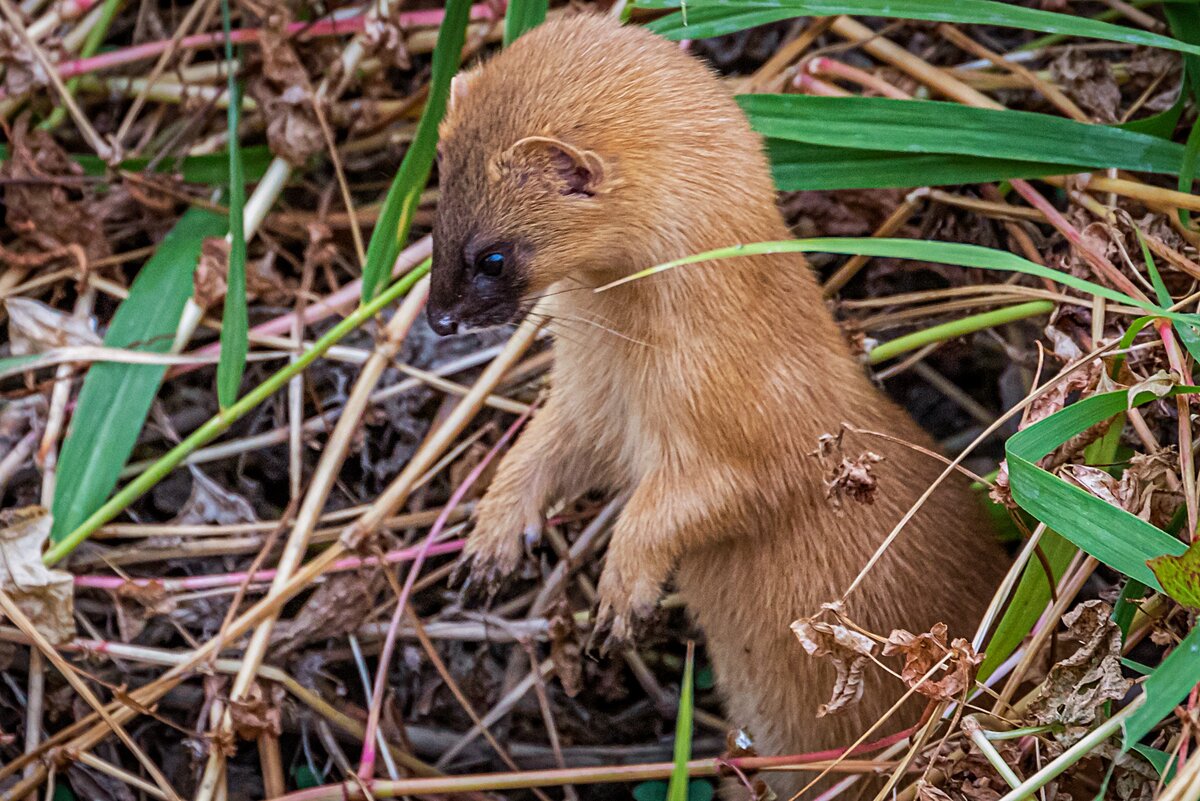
[492,135,612,197]
[448,68,479,113]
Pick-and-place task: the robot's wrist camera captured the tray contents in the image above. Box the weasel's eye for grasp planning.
[475,250,506,277]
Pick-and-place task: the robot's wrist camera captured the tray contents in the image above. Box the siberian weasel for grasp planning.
[426,14,1006,797]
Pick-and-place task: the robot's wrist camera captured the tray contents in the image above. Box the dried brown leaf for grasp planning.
[1050,51,1120,122]
[548,599,582,697]
[229,681,284,740]
[1025,600,1131,743]
[1064,451,1181,529]
[170,468,258,526]
[883,623,981,701]
[194,237,230,310]
[247,25,323,166]
[5,297,100,354]
[0,507,75,644]
[1,117,111,262]
[790,616,875,716]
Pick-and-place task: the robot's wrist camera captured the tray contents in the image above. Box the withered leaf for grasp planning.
[790,616,875,717]
[548,599,582,697]
[1025,601,1131,743]
[270,569,385,655]
[883,623,981,701]
[113,580,175,643]
[5,297,100,355]
[170,468,258,526]
[1,117,111,262]
[194,237,230,310]
[247,25,323,166]
[0,507,75,645]
[1149,539,1200,609]
[1050,51,1120,122]
[0,27,48,96]
[914,781,955,801]
[1064,451,1181,529]
[1126,370,1175,407]
[230,681,284,740]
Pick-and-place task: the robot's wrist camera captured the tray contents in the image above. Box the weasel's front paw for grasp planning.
[454,498,542,599]
[591,557,663,653]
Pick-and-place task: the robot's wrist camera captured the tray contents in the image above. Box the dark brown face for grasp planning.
[427,230,530,335]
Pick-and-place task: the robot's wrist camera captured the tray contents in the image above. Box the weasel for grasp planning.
[427,14,1007,797]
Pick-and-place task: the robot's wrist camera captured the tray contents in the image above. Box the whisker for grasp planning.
[524,310,655,350]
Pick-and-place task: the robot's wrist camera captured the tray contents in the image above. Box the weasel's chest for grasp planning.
[554,343,689,483]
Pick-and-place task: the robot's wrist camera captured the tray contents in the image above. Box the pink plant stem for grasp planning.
[36,5,496,84]
[270,726,911,801]
[793,71,852,97]
[169,236,432,379]
[1009,179,1149,303]
[60,0,98,18]
[74,538,465,593]
[1155,318,1197,538]
[806,57,910,100]
[357,408,534,779]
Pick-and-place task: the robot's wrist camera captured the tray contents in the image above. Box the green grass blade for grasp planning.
[666,642,696,801]
[1166,3,1200,226]
[979,530,1076,680]
[0,145,276,185]
[982,414,1127,679]
[216,0,248,409]
[740,95,1187,177]
[646,5,797,38]
[1006,389,1197,591]
[45,261,430,563]
[361,0,471,302]
[0,354,41,377]
[504,0,548,45]
[1133,744,1179,782]
[50,207,228,543]
[1123,623,1200,747]
[640,0,1200,57]
[600,237,1199,324]
[867,300,1053,364]
[765,140,1081,190]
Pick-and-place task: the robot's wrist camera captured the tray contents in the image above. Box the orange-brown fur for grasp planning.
[429,14,1007,798]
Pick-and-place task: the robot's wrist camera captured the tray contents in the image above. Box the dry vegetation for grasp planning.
[2,2,1200,801]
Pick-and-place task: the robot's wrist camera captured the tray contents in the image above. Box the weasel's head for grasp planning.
[426,69,619,336]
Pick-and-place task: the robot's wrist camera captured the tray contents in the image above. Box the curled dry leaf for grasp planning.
[914,782,955,801]
[362,7,413,70]
[1064,450,1181,529]
[194,237,230,310]
[5,297,100,354]
[0,507,75,645]
[548,599,582,697]
[229,680,285,740]
[1023,356,1101,430]
[0,27,48,95]
[1126,370,1176,407]
[883,622,981,701]
[2,117,111,262]
[269,569,385,655]
[170,468,258,526]
[1026,600,1131,743]
[988,462,1015,510]
[247,24,324,166]
[790,616,875,717]
[113,580,175,643]
[811,431,883,512]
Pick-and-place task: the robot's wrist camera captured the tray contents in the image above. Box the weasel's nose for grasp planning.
[428,310,460,336]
